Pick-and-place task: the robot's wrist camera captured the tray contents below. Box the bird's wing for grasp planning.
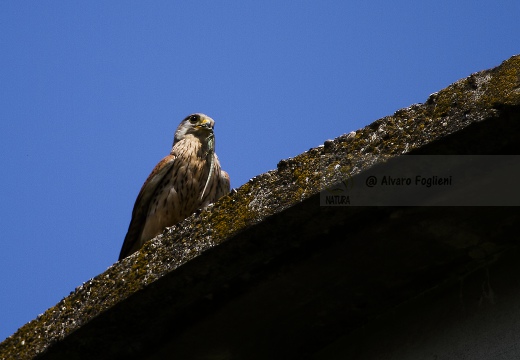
[216,169,231,199]
[118,154,176,260]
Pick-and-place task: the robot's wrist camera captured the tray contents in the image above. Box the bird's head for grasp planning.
[173,113,215,144]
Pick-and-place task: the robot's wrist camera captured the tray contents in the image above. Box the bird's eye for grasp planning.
[189,115,199,124]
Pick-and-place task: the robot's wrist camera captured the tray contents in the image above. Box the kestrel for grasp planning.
[118,113,230,260]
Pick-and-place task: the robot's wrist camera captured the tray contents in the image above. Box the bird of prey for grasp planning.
[118,113,230,260]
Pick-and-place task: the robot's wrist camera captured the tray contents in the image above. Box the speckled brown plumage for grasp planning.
[119,113,230,260]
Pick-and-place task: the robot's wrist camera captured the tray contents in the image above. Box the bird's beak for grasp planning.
[198,118,213,132]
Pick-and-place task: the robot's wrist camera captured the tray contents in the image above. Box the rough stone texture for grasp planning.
[1,55,519,360]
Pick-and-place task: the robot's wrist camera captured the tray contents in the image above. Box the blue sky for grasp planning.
[0,1,518,341]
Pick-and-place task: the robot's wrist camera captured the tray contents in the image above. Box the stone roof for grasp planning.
[1,55,519,360]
